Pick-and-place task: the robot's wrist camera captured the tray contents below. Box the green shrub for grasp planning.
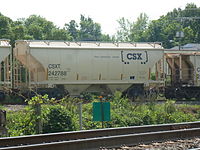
[170,111,197,123]
[6,106,36,136]
[5,92,200,137]
[164,100,176,113]
[42,105,75,133]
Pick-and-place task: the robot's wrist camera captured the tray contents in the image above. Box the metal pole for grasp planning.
[78,103,82,130]
[179,54,182,82]
[172,57,175,85]
[100,96,104,128]
[194,54,197,85]
[3,61,6,86]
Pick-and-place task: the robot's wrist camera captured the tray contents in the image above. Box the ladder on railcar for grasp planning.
[13,58,28,89]
[0,56,12,91]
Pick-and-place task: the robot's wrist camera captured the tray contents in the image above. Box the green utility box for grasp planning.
[93,102,110,121]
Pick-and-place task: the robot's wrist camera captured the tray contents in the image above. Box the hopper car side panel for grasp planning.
[28,48,163,82]
[189,55,200,86]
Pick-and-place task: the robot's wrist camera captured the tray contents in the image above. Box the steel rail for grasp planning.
[0,121,200,148]
[1,127,200,150]
[133,100,200,105]
[2,100,200,105]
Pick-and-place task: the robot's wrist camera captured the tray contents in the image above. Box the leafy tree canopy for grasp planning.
[115,3,200,48]
[65,15,111,41]
[0,3,199,46]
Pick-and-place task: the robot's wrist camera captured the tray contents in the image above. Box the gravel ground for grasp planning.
[4,105,26,111]
[100,138,200,150]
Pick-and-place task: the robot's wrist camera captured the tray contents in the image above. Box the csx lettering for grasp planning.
[48,64,61,69]
[127,53,142,60]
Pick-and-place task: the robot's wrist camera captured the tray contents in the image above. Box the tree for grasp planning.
[65,20,79,41]
[115,13,149,42]
[100,34,111,41]
[21,15,73,41]
[0,15,13,39]
[115,17,132,42]
[12,24,26,40]
[115,3,200,48]
[24,15,56,40]
[129,13,149,42]
[65,15,109,41]
[143,3,200,48]
[144,17,180,48]
[79,15,102,41]
[182,3,200,43]
[51,28,72,40]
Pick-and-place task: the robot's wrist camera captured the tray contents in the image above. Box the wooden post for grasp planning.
[78,103,82,130]
[35,104,42,134]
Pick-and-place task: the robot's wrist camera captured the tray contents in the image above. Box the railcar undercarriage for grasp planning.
[165,86,200,99]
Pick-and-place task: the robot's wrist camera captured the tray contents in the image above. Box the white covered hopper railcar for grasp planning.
[14,41,164,97]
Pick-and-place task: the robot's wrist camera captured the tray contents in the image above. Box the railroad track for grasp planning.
[2,99,200,106]
[1,121,200,150]
[133,100,200,105]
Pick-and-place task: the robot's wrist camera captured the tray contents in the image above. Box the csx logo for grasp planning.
[127,53,142,60]
[48,64,61,69]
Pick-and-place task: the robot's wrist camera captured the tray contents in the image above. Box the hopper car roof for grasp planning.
[165,49,200,54]
[165,43,200,53]
[166,52,200,58]
[15,40,163,50]
[170,43,200,51]
[0,39,10,47]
